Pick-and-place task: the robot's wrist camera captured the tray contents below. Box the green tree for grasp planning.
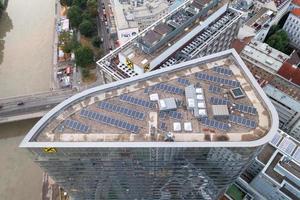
[67,5,82,28]
[79,20,95,37]
[81,10,92,21]
[72,0,87,9]
[87,0,98,17]
[266,30,289,53]
[75,46,94,67]
[92,36,102,48]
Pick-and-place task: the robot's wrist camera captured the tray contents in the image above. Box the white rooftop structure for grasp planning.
[241,40,289,74]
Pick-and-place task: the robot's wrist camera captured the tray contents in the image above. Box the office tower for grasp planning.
[21,50,278,200]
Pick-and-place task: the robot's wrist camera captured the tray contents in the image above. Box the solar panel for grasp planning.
[293,147,300,163]
[159,122,167,131]
[210,97,230,105]
[168,110,182,119]
[228,115,257,129]
[177,77,190,86]
[200,117,229,131]
[270,132,282,146]
[119,94,155,109]
[212,66,233,76]
[80,109,140,134]
[63,119,89,133]
[233,103,257,115]
[151,83,184,95]
[208,85,221,94]
[98,101,146,120]
[195,72,240,87]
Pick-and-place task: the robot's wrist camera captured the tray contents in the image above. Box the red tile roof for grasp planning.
[277,62,300,85]
[230,37,253,54]
[291,8,300,17]
[292,0,300,6]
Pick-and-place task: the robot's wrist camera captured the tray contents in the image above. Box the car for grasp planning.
[0,105,3,109]
[17,101,24,106]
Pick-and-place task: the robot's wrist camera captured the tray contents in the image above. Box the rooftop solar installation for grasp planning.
[168,110,182,120]
[150,83,185,95]
[210,97,230,105]
[212,66,233,76]
[80,109,140,134]
[120,94,155,109]
[98,101,145,120]
[208,85,222,94]
[278,137,297,156]
[228,115,257,129]
[195,72,240,87]
[200,117,230,131]
[233,103,257,115]
[64,119,89,133]
[177,77,190,86]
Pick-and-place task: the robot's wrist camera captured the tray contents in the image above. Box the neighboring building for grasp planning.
[283,8,300,49]
[20,50,278,200]
[240,40,290,74]
[237,0,291,42]
[263,84,300,140]
[225,129,300,200]
[290,0,300,10]
[97,0,243,82]
[112,0,169,45]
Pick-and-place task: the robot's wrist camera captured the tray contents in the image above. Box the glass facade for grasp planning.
[29,146,259,200]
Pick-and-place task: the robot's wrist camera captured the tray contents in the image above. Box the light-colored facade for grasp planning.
[112,0,169,45]
[283,8,300,49]
[263,84,300,141]
[226,129,300,200]
[21,50,278,200]
[97,0,243,82]
[240,40,289,74]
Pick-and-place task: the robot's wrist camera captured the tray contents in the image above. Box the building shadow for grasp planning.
[0,10,13,65]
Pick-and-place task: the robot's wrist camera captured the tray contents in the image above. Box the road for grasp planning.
[97,0,114,54]
[0,89,75,122]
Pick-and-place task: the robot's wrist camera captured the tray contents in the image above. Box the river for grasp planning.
[0,0,55,199]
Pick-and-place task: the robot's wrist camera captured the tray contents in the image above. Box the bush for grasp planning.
[73,0,87,9]
[92,36,102,47]
[67,5,82,28]
[79,19,95,37]
[74,45,94,67]
[81,68,90,78]
[87,0,98,17]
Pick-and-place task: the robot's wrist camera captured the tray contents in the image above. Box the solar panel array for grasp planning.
[212,66,233,76]
[210,97,230,105]
[80,109,139,133]
[177,77,190,86]
[98,101,145,120]
[229,115,256,129]
[195,72,240,87]
[208,85,221,94]
[293,147,300,163]
[151,83,184,95]
[159,112,167,119]
[120,94,155,109]
[233,103,257,115]
[278,137,297,156]
[200,117,230,131]
[64,119,89,133]
[168,110,182,119]
[159,122,167,131]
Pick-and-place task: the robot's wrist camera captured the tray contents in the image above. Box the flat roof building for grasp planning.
[21,50,278,200]
[225,129,300,200]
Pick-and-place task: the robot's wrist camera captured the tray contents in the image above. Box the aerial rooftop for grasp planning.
[21,50,278,147]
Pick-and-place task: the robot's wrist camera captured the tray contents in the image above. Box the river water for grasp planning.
[0,0,55,199]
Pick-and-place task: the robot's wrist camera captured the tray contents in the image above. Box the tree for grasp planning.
[81,10,92,21]
[266,30,289,53]
[74,46,94,67]
[67,5,82,28]
[87,0,98,17]
[72,0,87,9]
[92,36,102,48]
[79,20,95,37]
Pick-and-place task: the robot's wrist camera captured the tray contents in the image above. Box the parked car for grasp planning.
[17,101,24,106]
